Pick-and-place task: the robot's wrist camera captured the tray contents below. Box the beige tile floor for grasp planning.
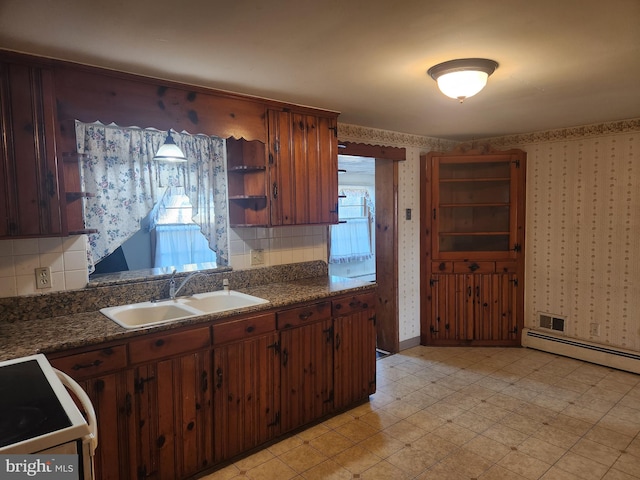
[200,346,640,480]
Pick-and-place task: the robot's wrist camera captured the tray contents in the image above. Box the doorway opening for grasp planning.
[328,155,376,282]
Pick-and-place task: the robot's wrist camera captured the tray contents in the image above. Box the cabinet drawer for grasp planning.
[332,292,376,317]
[453,261,495,273]
[213,313,276,345]
[432,262,453,273]
[277,302,331,329]
[129,327,211,364]
[49,346,127,380]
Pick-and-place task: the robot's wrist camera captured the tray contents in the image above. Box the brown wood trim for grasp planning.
[337,141,406,162]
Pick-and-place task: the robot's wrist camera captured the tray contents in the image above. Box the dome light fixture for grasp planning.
[427,58,498,103]
[153,130,187,162]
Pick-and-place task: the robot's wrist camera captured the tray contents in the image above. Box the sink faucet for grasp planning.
[169,270,207,300]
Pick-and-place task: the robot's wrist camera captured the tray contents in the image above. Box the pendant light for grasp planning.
[153,130,187,163]
[427,58,498,103]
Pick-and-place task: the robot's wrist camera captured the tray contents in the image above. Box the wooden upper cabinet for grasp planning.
[268,109,339,226]
[426,149,526,261]
[0,61,63,237]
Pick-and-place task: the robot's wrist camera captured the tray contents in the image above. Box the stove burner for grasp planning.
[0,406,48,447]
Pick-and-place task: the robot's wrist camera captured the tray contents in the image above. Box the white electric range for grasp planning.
[0,354,97,479]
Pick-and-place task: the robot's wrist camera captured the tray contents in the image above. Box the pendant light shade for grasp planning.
[153,131,187,163]
[427,58,498,102]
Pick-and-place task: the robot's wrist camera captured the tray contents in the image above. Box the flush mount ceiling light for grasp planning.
[427,58,498,103]
[153,130,187,162]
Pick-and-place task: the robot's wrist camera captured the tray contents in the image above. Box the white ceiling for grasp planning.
[1,0,639,141]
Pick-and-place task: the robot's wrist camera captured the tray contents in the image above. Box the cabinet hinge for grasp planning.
[134,375,156,394]
[137,465,147,480]
[511,243,521,252]
[512,158,520,168]
[323,325,334,344]
[509,278,519,287]
[273,139,280,154]
[429,278,439,287]
[267,341,281,354]
[328,125,338,137]
[369,315,376,326]
[324,389,334,404]
[511,325,518,334]
[267,411,280,427]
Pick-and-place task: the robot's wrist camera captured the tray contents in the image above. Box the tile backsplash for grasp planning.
[0,225,328,299]
[0,235,89,298]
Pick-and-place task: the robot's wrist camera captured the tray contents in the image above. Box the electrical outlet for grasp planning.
[589,322,600,336]
[35,266,52,289]
[250,249,264,266]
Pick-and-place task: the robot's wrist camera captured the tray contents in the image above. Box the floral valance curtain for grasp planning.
[75,121,228,272]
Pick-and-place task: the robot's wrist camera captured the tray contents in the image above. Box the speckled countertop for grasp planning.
[0,274,376,362]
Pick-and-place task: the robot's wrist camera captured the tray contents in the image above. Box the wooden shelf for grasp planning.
[62,152,89,163]
[228,165,266,173]
[229,195,268,201]
[66,191,95,202]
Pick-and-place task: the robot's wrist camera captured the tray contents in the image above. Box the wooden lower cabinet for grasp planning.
[428,272,519,345]
[49,289,376,479]
[279,314,334,433]
[133,351,213,479]
[213,331,280,463]
[76,372,134,480]
[332,293,377,410]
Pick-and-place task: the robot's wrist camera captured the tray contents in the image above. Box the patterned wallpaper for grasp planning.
[495,127,640,352]
[339,118,640,352]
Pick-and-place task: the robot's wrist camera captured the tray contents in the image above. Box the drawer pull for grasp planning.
[298,311,314,321]
[72,359,103,371]
[155,339,165,347]
[246,325,255,333]
[187,422,195,431]
[468,263,480,272]
[348,301,360,308]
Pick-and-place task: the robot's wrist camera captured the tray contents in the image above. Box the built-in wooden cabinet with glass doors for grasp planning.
[420,147,526,346]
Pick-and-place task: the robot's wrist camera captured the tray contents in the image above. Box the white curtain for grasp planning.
[329,187,374,264]
[75,121,228,272]
[329,218,373,263]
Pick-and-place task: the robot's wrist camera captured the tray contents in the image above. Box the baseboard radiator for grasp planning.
[522,328,640,375]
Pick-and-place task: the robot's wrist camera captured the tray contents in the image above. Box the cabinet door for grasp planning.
[213,332,280,463]
[473,272,519,343]
[333,296,376,410]
[268,109,338,226]
[427,273,474,344]
[77,372,134,480]
[279,317,333,433]
[133,350,212,480]
[0,61,62,237]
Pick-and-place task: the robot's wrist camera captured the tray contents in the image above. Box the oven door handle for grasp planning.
[54,369,98,456]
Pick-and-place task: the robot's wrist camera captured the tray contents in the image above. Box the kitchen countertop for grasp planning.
[0,275,376,361]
